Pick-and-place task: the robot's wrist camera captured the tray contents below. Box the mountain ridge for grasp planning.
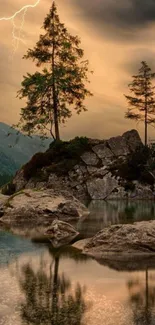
[0,122,51,180]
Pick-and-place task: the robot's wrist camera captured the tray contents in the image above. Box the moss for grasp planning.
[23,137,90,180]
[4,201,14,208]
[4,190,27,208]
[110,145,153,185]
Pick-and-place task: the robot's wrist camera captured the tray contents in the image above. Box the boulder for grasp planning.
[72,238,90,250]
[45,219,79,248]
[87,173,118,200]
[107,136,129,156]
[1,189,89,228]
[12,169,27,192]
[87,166,98,175]
[123,129,142,152]
[81,151,99,166]
[84,221,155,259]
[92,142,113,159]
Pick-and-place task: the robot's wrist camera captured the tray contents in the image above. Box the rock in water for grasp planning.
[83,220,155,258]
[1,189,89,228]
[45,219,79,248]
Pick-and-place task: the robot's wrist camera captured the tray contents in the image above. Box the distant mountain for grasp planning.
[0,122,51,179]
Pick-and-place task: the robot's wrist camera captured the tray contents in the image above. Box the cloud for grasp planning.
[66,0,155,39]
[120,48,155,77]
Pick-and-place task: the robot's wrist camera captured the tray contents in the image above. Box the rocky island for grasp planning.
[2,129,155,201]
[1,129,155,262]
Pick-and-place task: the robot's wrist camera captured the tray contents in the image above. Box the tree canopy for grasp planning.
[17,1,92,140]
[125,61,155,146]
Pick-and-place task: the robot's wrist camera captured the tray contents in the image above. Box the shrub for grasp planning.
[23,137,90,180]
[139,170,155,185]
[124,181,136,192]
[23,152,52,180]
[1,182,16,196]
[110,145,154,186]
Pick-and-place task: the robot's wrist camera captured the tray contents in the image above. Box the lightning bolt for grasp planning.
[11,8,27,58]
[0,0,41,58]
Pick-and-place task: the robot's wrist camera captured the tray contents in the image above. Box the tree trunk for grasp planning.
[145,107,148,146]
[144,70,148,146]
[52,18,60,141]
[51,257,59,324]
[53,99,60,141]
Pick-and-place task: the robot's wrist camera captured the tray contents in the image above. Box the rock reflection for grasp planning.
[77,201,155,238]
[17,248,88,325]
[127,269,155,325]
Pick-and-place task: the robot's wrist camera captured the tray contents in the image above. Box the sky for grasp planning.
[1,0,155,141]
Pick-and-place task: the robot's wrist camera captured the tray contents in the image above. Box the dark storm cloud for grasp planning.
[120,48,155,75]
[71,0,155,38]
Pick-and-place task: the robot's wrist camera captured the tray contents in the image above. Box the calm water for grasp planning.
[1,201,155,325]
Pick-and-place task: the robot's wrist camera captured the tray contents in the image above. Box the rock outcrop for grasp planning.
[45,219,79,248]
[9,129,154,200]
[83,221,155,259]
[1,189,89,229]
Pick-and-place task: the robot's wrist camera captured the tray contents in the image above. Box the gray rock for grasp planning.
[92,142,113,159]
[107,136,129,156]
[94,167,109,178]
[81,151,99,166]
[13,169,27,192]
[72,238,90,250]
[87,173,118,199]
[45,219,79,248]
[87,166,98,175]
[1,189,89,228]
[107,186,127,199]
[128,184,155,199]
[87,166,108,177]
[123,129,142,152]
[84,220,155,258]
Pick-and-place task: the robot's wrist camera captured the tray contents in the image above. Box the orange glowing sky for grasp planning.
[1,0,155,141]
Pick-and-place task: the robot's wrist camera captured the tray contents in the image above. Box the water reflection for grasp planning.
[77,201,155,237]
[127,269,155,325]
[17,248,88,325]
[2,235,155,325]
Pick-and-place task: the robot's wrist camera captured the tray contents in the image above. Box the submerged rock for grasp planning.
[1,189,89,228]
[45,219,79,248]
[83,221,155,258]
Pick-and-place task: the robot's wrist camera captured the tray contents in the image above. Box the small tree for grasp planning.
[17,2,92,140]
[125,61,155,146]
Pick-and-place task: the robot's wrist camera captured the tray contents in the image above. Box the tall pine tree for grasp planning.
[125,61,155,146]
[18,2,92,140]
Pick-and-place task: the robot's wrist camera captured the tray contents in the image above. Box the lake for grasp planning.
[1,200,155,325]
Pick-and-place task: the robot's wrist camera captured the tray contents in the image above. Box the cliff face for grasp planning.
[9,129,155,200]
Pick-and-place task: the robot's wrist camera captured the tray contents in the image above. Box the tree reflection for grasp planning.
[127,269,155,325]
[18,250,87,325]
